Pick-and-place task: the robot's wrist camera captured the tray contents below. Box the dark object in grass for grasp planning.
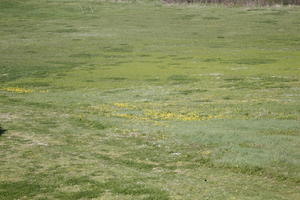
[0,126,7,136]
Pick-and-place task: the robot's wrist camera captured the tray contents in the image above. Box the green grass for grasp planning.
[1,0,300,199]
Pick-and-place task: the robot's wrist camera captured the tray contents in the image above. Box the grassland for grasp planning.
[1,0,300,199]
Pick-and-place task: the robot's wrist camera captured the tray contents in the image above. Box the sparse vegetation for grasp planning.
[0,0,300,199]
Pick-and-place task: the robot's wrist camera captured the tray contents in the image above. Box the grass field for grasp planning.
[1,0,300,199]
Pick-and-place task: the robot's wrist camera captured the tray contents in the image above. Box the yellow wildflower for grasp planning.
[1,87,33,93]
[113,103,136,109]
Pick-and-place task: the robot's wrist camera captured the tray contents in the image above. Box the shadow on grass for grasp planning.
[0,126,7,136]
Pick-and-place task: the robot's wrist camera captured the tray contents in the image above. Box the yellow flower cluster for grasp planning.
[89,104,113,114]
[90,103,225,122]
[201,150,212,155]
[144,110,222,121]
[1,87,48,93]
[1,87,33,93]
[113,103,136,109]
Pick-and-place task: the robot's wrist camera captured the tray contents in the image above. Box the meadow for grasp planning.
[0,0,300,199]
